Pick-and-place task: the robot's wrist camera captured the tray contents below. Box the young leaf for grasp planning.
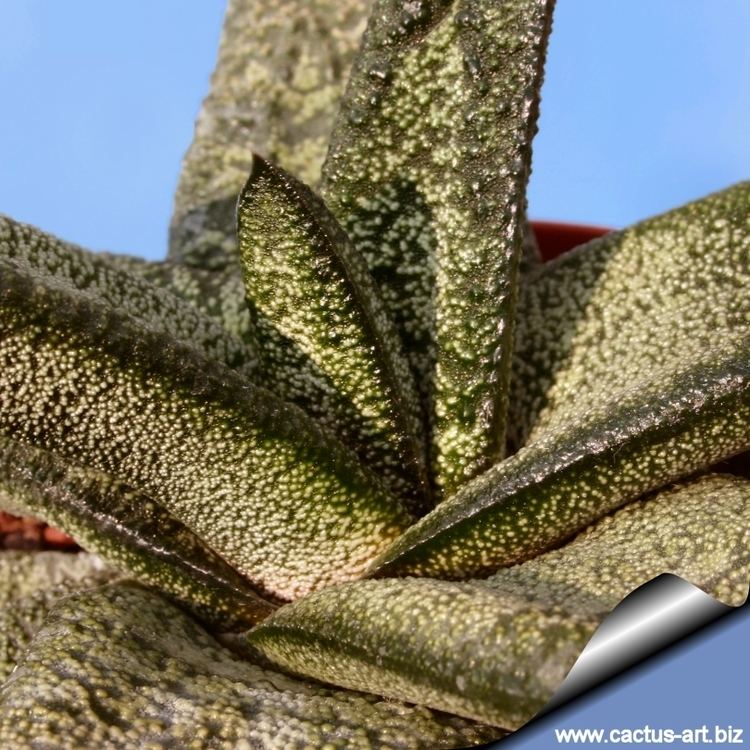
[0,256,412,601]
[107,256,376,469]
[0,437,275,629]
[322,0,555,495]
[238,155,430,511]
[509,182,750,449]
[170,0,373,268]
[370,335,750,579]
[0,551,113,682]
[245,474,750,729]
[0,582,503,748]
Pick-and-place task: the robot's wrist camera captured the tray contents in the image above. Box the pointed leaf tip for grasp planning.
[238,153,431,513]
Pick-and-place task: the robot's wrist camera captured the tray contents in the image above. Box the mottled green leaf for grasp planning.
[371,334,750,578]
[0,582,502,749]
[0,437,274,629]
[509,182,750,450]
[238,155,430,511]
[322,0,554,495]
[0,551,113,683]
[107,254,398,479]
[370,186,750,578]
[0,216,258,377]
[118,252,422,498]
[246,474,750,729]
[104,252,260,358]
[170,0,373,268]
[0,256,412,601]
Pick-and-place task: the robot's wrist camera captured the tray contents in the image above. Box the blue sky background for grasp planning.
[1,1,749,742]
[2,2,750,259]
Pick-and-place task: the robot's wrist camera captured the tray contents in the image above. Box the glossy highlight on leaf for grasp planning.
[371,336,750,579]
[0,436,275,629]
[2,0,750,746]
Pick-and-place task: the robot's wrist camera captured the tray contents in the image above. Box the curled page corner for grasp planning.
[539,573,744,717]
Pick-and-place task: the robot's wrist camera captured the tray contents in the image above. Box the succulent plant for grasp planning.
[1,0,749,747]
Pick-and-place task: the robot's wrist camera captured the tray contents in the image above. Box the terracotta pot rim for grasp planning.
[530,219,612,261]
[529,218,612,235]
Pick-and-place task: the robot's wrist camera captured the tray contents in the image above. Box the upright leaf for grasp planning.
[238,155,430,511]
[0,437,275,629]
[169,0,373,268]
[323,0,555,495]
[0,583,502,748]
[370,186,750,579]
[246,474,750,729]
[0,256,412,601]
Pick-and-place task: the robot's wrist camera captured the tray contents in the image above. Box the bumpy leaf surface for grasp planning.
[0,583,502,749]
[509,182,750,448]
[246,474,750,729]
[323,0,554,495]
[373,337,750,578]
[239,155,430,510]
[0,216,258,377]
[0,255,412,601]
[105,252,260,357]
[371,186,750,578]
[0,437,275,628]
[0,551,112,682]
[170,0,373,268]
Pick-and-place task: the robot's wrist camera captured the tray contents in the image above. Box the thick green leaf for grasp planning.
[245,474,750,729]
[322,0,554,495]
[509,182,750,449]
[238,155,430,511]
[0,216,258,377]
[116,253,431,502]
[103,252,261,358]
[0,256,412,601]
[0,582,502,749]
[0,551,113,683]
[370,186,750,578]
[0,436,274,629]
[484,474,750,609]
[170,0,373,268]
[371,335,750,578]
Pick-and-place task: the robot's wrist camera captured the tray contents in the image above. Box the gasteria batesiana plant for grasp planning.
[1,0,749,747]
